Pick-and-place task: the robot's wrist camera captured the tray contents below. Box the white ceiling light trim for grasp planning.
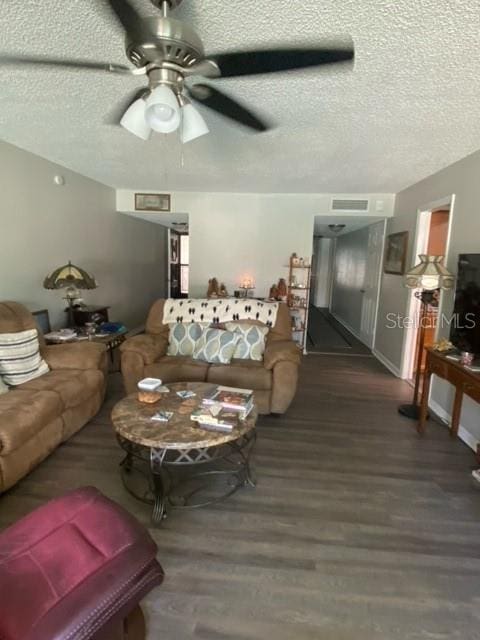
[145,85,181,133]
[120,97,151,140]
[181,102,209,144]
[120,85,209,143]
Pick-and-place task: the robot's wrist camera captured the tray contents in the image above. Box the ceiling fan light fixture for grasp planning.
[181,102,209,143]
[145,85,181,133]
[120,97,151,140]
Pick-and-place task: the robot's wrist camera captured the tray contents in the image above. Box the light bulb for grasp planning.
[145,85,181,133]
[149,104,175,122]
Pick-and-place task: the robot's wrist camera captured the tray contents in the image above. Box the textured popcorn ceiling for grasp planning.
[1,0,479,193]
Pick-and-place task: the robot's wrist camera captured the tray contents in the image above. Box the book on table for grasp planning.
[202,386,254,414]
[190,407,242,433]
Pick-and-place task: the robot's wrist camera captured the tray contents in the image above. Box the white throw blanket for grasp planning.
[163,298,279,327]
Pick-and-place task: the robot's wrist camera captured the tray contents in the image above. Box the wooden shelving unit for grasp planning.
[286,255,312,352]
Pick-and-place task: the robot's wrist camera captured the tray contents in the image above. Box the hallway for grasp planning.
[307,305,372,355]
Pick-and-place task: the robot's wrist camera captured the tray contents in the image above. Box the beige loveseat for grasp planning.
[0,302,108,492]
[120,299,301,414]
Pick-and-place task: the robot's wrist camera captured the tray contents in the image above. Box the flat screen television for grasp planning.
[449,254,480,355]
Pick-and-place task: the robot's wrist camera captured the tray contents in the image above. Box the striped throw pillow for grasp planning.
[0,329,49,385]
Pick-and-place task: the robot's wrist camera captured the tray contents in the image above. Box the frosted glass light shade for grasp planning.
[181,103,209,143]
[120,98,151,140]
[405,255,455,291]
[145,85,181,133]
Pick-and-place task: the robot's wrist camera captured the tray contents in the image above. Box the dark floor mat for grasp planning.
[307,306,371,355]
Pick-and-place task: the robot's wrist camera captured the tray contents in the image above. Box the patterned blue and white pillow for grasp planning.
[193,328,240,364]
[0,329,49,386]
[225,323,269,361]
[167,322,207,357]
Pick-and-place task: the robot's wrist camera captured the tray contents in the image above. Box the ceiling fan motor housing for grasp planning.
[126,17,204,70]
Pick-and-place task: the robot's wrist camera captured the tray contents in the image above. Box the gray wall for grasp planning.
[0,141,167,329]
[375,148,480,448]
[331,226,370,335]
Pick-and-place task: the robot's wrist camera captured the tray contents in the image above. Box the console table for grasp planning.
[419,347,480,437]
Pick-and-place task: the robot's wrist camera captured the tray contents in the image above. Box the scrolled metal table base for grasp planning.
[118,430,256,525]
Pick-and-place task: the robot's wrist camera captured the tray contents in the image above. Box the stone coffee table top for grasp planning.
[111,382,257,450]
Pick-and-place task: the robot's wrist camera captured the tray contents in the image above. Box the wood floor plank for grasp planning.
[1,354,480,639]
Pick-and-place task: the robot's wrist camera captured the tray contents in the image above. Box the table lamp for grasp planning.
[43,261,97,326]
[398,255,455,419]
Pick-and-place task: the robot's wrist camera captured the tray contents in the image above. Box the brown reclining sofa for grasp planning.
[0,302,108,492]
[120,299,301,415]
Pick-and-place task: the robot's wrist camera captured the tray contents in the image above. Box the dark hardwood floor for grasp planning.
[2,355,480,639]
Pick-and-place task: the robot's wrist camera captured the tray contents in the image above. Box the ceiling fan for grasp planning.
[1,0,354,143]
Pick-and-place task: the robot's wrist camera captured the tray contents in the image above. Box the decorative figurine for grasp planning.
[219,283,228,297]
[269,284,279,300]
[277,278,288,298]
[207,278,220,298]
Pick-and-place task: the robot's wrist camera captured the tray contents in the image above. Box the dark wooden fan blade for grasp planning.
[106,0,145,38]
[188,84,270,132]
[105,88,149,125]
[0,54,131,74]
[212,45,354,78]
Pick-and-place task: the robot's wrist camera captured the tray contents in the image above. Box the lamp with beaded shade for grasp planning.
[399,255,455,420]
[43,261,97,327]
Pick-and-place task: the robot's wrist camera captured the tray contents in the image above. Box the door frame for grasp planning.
[370,219,388,350]
[400,194,456,380]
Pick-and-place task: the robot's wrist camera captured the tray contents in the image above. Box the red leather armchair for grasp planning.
[0,487,164,640]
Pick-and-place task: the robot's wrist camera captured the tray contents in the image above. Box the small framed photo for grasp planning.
[135,193,171,212]
[384,231,409,275]
[32,309,51,335]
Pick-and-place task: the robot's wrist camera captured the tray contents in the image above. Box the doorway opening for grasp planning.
[168,220,189,298]
[401,196,455,381]
[308,216,386,355]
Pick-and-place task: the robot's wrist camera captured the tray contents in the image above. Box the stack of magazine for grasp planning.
[190,386,254,432]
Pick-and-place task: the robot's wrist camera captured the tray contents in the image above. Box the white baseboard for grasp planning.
[372,348,402,377]
[428,398,478,453]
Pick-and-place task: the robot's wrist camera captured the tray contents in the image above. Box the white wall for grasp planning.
[374,148,480,450]
[0,141,167,329]
[117,191,395,299]
[312,237,333,307]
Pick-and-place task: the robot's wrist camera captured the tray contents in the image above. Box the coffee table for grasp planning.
[111,382,257,524]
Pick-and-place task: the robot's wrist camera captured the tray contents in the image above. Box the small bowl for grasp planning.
[138,390,162,404]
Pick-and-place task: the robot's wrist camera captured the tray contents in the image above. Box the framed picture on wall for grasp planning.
[135,193,171,212]
[384,231,409,275]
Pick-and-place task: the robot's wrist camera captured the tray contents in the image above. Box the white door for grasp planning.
[360,222,385,347]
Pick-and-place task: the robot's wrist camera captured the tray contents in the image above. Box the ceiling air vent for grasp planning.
[331,198,369,213]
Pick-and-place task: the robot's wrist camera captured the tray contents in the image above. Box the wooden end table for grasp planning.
[419,347,480,438]
[111,382,257,525]
[45,328,128,368]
